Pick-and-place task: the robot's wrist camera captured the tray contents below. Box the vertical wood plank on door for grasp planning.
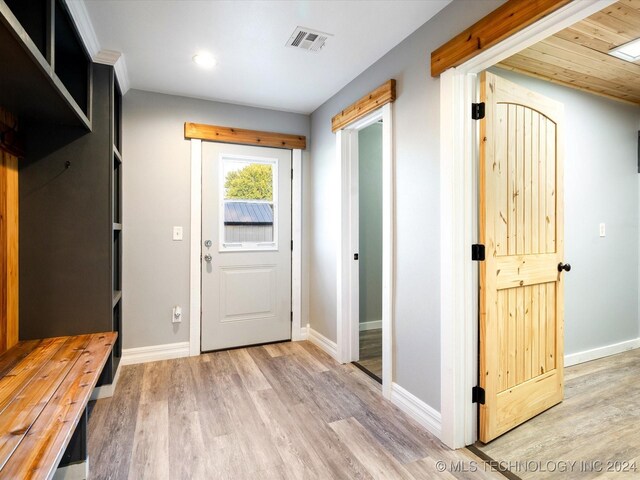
[539,119,547,257]
[524,108,532,256]
[546,120,557,253]
[507,288,516,389]
[524,286,532,381]
[507,105,517,256]
[495,105,508,257]
[497,291,507,392]
[539,283,547,375]
[531,112,540,254]
[531,284,540,378]
[515,287,524,385]
[516,106,525,256]
[547,283,557,372]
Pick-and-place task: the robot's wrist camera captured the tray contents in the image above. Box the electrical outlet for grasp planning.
[599,223,606,237]
[172,305,182,323]
[173,226,183,241]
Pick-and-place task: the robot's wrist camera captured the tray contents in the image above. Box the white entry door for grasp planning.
[201,142,292,351]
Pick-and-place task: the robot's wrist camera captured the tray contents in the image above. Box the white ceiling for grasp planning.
[82,0,451,114]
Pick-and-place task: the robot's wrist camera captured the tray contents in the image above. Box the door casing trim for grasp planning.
[438,0,616,449]
[189,140,303,356]
[336,103,394,399]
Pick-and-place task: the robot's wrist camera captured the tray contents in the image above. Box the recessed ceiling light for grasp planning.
[609,38,640,62]
[193,52,216,69]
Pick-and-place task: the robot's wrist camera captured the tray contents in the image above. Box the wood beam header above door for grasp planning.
[184,123,306,150]
[331,79,396,133]
[430,0,572,77]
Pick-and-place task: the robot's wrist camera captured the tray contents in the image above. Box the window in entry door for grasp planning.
[219,155,278,251]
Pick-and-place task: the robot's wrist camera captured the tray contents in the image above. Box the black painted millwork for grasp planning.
[19,64,122,385]
[0,0,91,128]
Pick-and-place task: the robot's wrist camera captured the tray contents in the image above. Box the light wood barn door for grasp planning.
[479,71,566,443]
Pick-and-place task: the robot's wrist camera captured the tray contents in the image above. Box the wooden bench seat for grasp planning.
[0,332,116,479]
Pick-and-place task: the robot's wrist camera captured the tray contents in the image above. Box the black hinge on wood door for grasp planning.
[472,386,485,404]
[472,102,485,120]
[471,244,485,261]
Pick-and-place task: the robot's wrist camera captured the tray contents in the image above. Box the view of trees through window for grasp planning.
[224,163,273,201]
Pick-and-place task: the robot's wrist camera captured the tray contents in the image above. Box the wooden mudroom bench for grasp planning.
[0,332,116,479]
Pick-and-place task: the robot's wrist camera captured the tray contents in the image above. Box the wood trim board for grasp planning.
[430,0,572,77]
[184,123,306,150]
[0,108,19,355]
[331,80,396,132]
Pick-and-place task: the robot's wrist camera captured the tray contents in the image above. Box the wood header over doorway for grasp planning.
[184,123,306,150]
[331,79,396,132]
[430,0,572,77]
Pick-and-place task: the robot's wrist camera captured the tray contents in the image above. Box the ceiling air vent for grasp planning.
[286,27,332,53]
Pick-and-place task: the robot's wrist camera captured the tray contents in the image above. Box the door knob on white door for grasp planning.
[204,254,212,263]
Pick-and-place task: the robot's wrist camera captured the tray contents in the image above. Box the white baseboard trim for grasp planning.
[390,383,442,440]
[90,360,122,401]
[54,459,88,480]
[308,328,338,361]
[293,325,309,341]
[359,320,382,331]
[565,338,640,367]
[121,342,190,366]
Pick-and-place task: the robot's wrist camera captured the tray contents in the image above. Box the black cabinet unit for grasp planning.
[19,64,123,384]
[0,0,91,128]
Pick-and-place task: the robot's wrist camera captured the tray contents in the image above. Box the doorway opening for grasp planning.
[352,120,384,382]
[336,102,394,398]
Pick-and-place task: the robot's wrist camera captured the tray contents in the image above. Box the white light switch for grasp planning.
[599,223,606,237]
[172,305,182,323]
[173,226,183,241]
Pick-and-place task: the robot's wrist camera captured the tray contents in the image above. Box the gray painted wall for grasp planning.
[492,68,640,355]
[122,89,310,349]
[308,0,505,411]
[358,123,383,325]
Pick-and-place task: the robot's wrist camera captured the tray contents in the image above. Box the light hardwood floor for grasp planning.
[477,348,640,479]
[88,341,501,480]
[358,328,382,379]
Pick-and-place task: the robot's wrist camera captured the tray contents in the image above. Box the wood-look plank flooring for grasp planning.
[358,328,382,379]
[88,341,500,480]
[477,348,640,479]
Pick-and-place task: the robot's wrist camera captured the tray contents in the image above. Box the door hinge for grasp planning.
[472,102,485,120]
[471,244,485,261]
[291,311,293,323]
[291,168,294,180]
[291,240,294,251]
[472,386,485,404]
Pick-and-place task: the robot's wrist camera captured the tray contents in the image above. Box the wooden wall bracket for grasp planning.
[430,0,571,77]
[184,123,306,150]
[331,79,396,132]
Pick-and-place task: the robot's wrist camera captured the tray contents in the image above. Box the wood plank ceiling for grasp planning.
[497,0,640,105]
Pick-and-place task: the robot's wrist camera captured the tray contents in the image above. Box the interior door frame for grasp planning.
[438,0,616,449]
[336,104,394,399]
[188,140,304,356]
